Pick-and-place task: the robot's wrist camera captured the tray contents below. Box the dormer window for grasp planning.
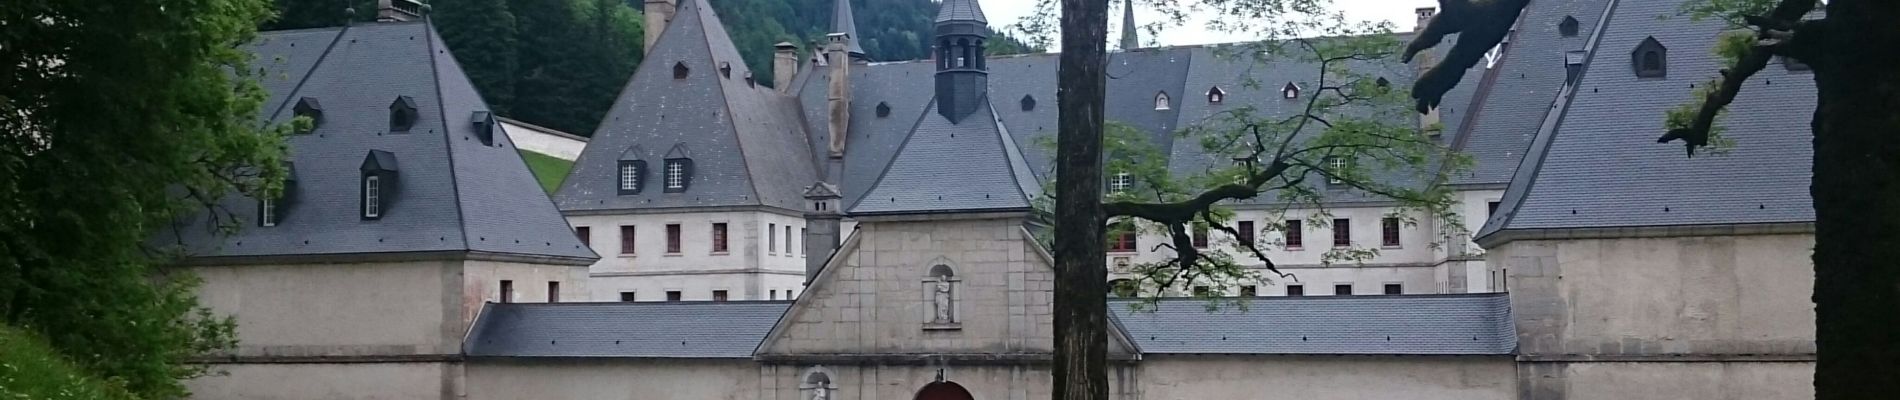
[663,159,692,192]
[1207,86,1226,104]
[388,96,417,133]
[1558,16,1579,37]
[1154,92,1171,110]
[360,150,398,220]
[673,62,690,79]
[617,160,647,195]
[1565,50,1587,84]
[875,102,891,118]
[1281,82,1301,99]
[1632,37,1667,78]
[1109,172,1134,193]
[259,197,278,227]
[1375,77,1391,88]
[744,71,756,87]
[470,111,496,146]
[1326,157,1346,185]
[719,62,732,78]
[1021,95,1036,111]
[292,97,322,134]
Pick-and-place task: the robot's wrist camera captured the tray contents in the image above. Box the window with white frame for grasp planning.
[1110,172,1134,193]
[663,159,691,192]
[1327,157,1346,184]
[620,162,640,191]
[260,198,277,227]
[364,175,381,218]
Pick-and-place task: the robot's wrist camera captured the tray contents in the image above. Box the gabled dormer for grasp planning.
[1632,36,1667,78]
[662,143,694,193]
[1207,86,1226,104]
[259,162,298,227]
[1281,82,1301,99]
[470,111,497,146]
[292,97,323,134]
[360,150,399,220]
[389,95,418,133]
[1558,16,1579,37]
[617,145,649,196]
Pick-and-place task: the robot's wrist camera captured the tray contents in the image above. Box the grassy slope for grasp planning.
[518,150,574,194]
[0,326,138,400]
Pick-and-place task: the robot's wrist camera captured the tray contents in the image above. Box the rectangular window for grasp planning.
[1192,223,1209,248]
[1285,220,1304,249]
[712,223,729,253]
[1240,285,1257,297]
[713,290,729,302]
[1488,201,1501,217]
[620,163,638,190]
[619,225,636,255]
[619,291,636,302]
[1109,227,1138,252]
[548,281,561,303]
[1383,283,1403,295]
[800,228,808,256]
[1332,218,1351,247]
[1334,284,1353,296]
[1236,221,1255,246]
[1192,286,1210,296]
[769,223,777,254]
[1326,157,1346,184]
[666,291,682,302]
[666,224,681,254]
[575,226,591,247]
[499,280,514,303]
[785,226,793,257]
[665,160,686,189]
[1286,284,1304,296]
[364,175,382,218]
[770,290,778,300]
[1382,217,1402,247]
[1110,172,1134,193]
[260,198,277,227]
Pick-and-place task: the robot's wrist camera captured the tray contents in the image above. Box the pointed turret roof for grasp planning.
[831,0,866,59]
[164,20,597,264]
[936,0,988,24]
[555,0,817,213]
[1120,0,1139,50]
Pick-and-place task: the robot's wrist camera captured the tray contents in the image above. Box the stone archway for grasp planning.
[914,381,974,400]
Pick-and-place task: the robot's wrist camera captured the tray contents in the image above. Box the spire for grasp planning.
[1120,0,1139,50]
[831,0,866,60]
[935,0,987,24]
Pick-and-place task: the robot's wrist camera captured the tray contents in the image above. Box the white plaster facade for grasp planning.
[568,209,810,301]
[500,117,589,161]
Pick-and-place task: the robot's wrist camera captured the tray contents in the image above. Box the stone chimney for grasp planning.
[376,0,424,22]
[1414,7,1436,32]
[801,183,843,285]
[825,33,852,162]
[774,42,799,93]
[644,0,678,53]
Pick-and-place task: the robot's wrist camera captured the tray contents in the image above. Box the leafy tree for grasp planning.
[435,0,520,114]
[1405,0,1899,397]
[1036,1,1460,399]
[0,0,288,398]
[264,0,375,30]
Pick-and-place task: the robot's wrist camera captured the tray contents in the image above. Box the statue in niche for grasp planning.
[932,275,954,323]
[811,386,829,400]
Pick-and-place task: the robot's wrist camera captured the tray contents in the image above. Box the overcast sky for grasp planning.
[981,0,1439,46]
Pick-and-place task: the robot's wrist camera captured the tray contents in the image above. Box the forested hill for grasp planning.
[264,0,1035,138]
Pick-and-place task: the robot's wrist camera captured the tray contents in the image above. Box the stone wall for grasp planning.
[1138,356,1515,400]
[467,359,758,400]
[190,362,455,400]
[192,260,465,357]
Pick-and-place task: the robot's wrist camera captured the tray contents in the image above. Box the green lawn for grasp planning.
[519,150,574,194]
[0,326,137,400]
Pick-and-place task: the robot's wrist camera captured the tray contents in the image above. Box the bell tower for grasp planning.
[933,0,989,124]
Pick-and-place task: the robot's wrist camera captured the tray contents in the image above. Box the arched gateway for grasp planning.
[914,381,975,400]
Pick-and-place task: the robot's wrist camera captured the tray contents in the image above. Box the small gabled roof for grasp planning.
[1478,0,1815,240]
[555,0,816,213]
[847,98,1040,215]
[159,20,596,264]
[1111,293,1516,355]
[465,301,791,358]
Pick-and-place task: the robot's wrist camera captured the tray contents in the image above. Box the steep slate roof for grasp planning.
[1479,0,1815,238]
[847,99,1041,215]
[1446,0,1615,187]
[463,294,1512,358]
[161,21,596,263]
[1111,293,1516,355]
[831,0,866,58]
[554,0,817,213]
[936,0,987,24]
[465,301,791,358]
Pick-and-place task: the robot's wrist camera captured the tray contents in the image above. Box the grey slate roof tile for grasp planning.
[162,21,596,262]
[1448,0,1615,186]
[848,98,1039,215]
[935,0,987,24]
[1111,293,1516,355]
[555,0,817,213]
[1482,0,1815,235]
[465,301,790,358]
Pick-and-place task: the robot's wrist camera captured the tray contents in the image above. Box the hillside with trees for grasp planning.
[266,0,1036,137]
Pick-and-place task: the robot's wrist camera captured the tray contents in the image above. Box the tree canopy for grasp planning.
[0,0,287,398]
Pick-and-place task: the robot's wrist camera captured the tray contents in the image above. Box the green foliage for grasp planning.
[0,0,282,398]
[520,150,576,194]
[435,0,521,114]
[0,326,140,400]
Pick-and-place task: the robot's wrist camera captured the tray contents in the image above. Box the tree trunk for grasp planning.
[1811,1,1900,398]
[1053,0,1110,400]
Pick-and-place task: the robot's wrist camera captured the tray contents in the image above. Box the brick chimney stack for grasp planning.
[1414,7,1437,32]
[377,0,424,22]
[774,42,799,93]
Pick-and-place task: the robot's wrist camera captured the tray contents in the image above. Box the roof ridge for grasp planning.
[693,0,773,207]
[1477,0,1624,241]
[264,24,351,120]
[422,17,474,251]
[986,98,1041,203]
[844,97,938,212]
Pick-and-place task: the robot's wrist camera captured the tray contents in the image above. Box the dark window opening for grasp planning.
[1384,283,1403,295]
[1021,95,1037,111]
[1240,285,1257,297]
[666,291,682,302]
[620,291,636,302]
[1632,37,1667,78]
[1237,221,1256,246]
[713,290,729,302]
[1488,201,1501,217]
[1192,286,1210,296]
[665,224,682,254]
[575,226,591,247]
[1109,226,1138,252]
[712,223,729,253]
[1192,223,1210,249]
[548,281,561,303]
[785,226,793,257]
[1334,284,1353,296]
[1285,220,1304,248]
[620,225,636,255]
[876,102,891,118]
[673,62,690,79]
[1382,217,1402,247]
[1332,218,1351,247]
[769,223,778,253]
[388,96,417,132]
[499,280,514,303]
[1558,16,1579,37]
[1286,284,1304,296]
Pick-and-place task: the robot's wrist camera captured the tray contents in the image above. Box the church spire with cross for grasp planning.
[1120,0,1140,50]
